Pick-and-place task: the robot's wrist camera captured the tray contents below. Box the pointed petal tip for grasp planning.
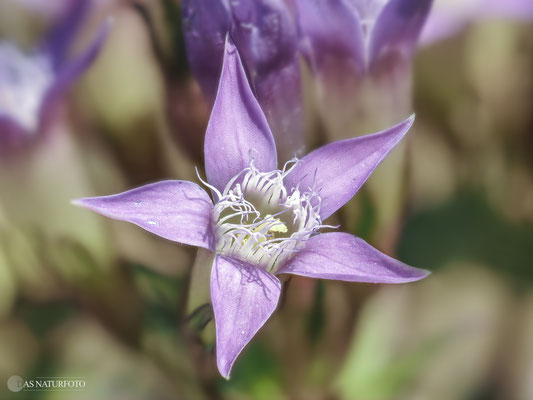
[284,114,416,219]
[71,197,99,210]
[224,34,236,54]
[70,198,83,207]
[418,267,432,280]
[397,266,431,283]
[380,113,416,143]
[70,197,96,209]
[397,113,416,134]
[218,362,232,380]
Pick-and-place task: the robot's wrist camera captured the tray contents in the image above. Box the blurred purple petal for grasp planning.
[41,0,91,70]
[284,115,414,220]
[277,232,430,283]
[211,255,281,379]
[369,0,433,72]
[0,43,53,135]
[182,0,231,104]
[204,38,277,193]
[296,0,365,92]
[38,18,110,131]
[231,0,305,160]
[73,180,215,250]
[45,18,111,108]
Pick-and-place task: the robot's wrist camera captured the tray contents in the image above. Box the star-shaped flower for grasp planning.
[74,38,429,379]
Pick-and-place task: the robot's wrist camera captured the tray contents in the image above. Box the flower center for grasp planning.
[211,160,325,273]
[0,42,53,132]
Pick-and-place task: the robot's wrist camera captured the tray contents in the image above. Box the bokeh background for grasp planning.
[1,0,532,399]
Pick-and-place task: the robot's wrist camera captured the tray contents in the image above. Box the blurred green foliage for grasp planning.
[399,190,533,286]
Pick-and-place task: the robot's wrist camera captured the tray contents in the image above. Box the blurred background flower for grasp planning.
[0,0,532,399]
[181,0,305,162]
[0,0,108,152]
[295,0,434,252]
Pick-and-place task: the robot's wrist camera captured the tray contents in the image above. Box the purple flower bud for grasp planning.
[181,0,231,104]
[182,0,305,161]
[296,0,433,144]
[298,0,432,78]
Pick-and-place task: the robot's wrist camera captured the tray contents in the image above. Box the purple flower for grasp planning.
[181,0,304,160]
[73,39,429,379]
[298,0,433,82]
[0,0,109,151]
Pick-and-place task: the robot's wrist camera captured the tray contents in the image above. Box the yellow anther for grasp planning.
[254,214,288,235]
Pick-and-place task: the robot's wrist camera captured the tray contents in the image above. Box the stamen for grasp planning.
[211,159,332,273]
[195,167,222,200]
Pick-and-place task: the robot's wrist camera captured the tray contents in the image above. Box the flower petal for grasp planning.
[181,0,231,104]
[277,232,430,283]
[296,0,365,91]
[41,0,91,70]
[45,18,111,103]
[284,115,414,220]
[211,255,281,379]
[204,37,277,193]
[39,19,110,132]
[369,0,433,72]
[73,180,215,250]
